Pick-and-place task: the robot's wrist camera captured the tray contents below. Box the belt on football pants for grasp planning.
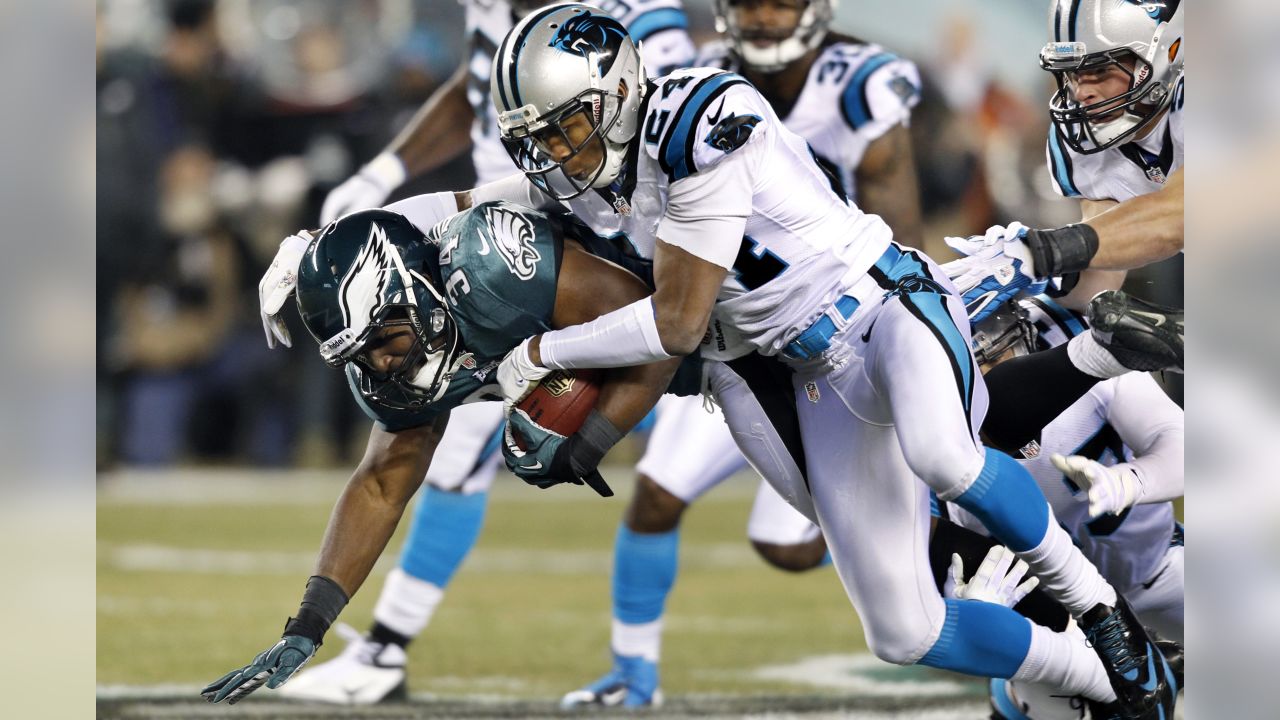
[782,244,907,361]
[780,244,954,360]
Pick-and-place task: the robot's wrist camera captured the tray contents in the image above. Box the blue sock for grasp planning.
[612,525,679,624]
[398,486,489,587]
[919,598,1031,677]
[952,448,1049,552]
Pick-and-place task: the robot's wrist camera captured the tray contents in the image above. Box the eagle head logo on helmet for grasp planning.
[548,10,628,76]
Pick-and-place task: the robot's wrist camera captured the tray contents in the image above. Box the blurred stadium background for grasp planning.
[95,1,1184,717]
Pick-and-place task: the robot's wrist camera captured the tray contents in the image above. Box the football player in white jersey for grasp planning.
[560,0,929,707]
[460,5,1174,716]
[269,1,696,705]
[940,0,1185,461]
[950,298,1184,720]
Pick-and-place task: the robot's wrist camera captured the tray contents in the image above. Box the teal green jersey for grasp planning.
[349,201,699,432]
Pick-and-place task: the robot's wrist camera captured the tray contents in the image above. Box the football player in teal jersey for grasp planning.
[202,199,702,705]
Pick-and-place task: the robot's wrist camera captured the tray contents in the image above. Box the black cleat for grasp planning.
[1087,290,1183,373]
[1080,596,1177,719]
[1155,638,1183,693]
[1087,698,1123,720]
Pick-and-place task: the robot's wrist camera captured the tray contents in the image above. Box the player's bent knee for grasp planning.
[751,538,827,573]
[864,630,929,667]
[900,438,985,497]
[624,474,687,533]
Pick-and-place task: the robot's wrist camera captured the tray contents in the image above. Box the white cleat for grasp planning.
[276,623,407,704]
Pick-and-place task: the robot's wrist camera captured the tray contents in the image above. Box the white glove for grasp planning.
[948,546,1040,608]
[319,152,406,226]
[258,231,314,349]
[940,223,1048,322]
[496,337,551,414]
[943,222,1032,259]
[1051,453,1142,518]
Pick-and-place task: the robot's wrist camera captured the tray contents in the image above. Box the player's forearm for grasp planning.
[311,424,440,597]
[386,63,474,179]
[1112,425,1184,505]
[1086,169,1183,269]
[595,357,684,433]
[1056,269,1127,312]
[855,125,925,249]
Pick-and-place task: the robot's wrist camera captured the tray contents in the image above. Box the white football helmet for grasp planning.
[713,0,837,73]
[490,3,646,200]
[1040,0,1184,153]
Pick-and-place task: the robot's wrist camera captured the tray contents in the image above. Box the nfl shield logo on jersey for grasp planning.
[1143,165,1167,184]
[1019,438,1041,459]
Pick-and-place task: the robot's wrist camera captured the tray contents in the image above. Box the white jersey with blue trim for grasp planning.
[1045,78,1184,202]
[695,37,921,201]
[1019,371,1177,594]
[950,299,1180,593]
[464,0,695,183]
[557,66,895,361]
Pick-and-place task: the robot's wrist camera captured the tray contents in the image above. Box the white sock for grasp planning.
[1016,513,1117,616]
[371,568,445,638]
[611,618,663,662]
[1067,333,1129,379]
[1014,621,1116,704]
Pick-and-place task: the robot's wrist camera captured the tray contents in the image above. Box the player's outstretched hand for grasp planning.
[258,231,314,349]
[941,223,1046,322]
[948,546,1039,608]
[496,337,552,416]
[201,635,317,705]
[943,222,1031,258]
[502,408,613,497]
[319,153,405,226]
[1051,453,1140,518]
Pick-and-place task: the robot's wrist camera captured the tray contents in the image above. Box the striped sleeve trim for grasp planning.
[839,52,899,131]
[658,73,748,182]
[626,7,688,43]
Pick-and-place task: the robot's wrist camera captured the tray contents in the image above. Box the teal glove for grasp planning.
[201,635,317,704]
[503,408,613,497]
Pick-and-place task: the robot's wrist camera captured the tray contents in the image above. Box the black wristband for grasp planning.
[568,410,624,476]
[1047,272,1081,298]
[282,575,349,644]
[1024,224,1099,277]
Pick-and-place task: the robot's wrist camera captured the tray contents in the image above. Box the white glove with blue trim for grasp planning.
[941,223,1046,322]
[947,545,1040,608]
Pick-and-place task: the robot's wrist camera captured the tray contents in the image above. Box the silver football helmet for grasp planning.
[491,3,646,200]
[971,303,1038,368]
[1040,0,1184,154]
[713,0,837,73]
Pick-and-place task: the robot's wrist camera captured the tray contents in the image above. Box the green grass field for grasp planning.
[97,466,989,717]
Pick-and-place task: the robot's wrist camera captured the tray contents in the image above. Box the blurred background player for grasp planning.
[276,1,697,704]
[561,0,929,707]
[950,298,1183,720]
[942,0,1185,457]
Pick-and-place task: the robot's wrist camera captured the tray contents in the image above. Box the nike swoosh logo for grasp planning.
[707,99,725,125]
[1130,310,1166,327]
[861,319,878,342]
[1120,643,1159,693]
[1141,563,1169,590]
[524,461,543,471]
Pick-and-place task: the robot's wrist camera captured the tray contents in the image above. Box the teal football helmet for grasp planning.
[295,209,467,410]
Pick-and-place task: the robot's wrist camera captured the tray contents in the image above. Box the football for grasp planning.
[513,368,602,449]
